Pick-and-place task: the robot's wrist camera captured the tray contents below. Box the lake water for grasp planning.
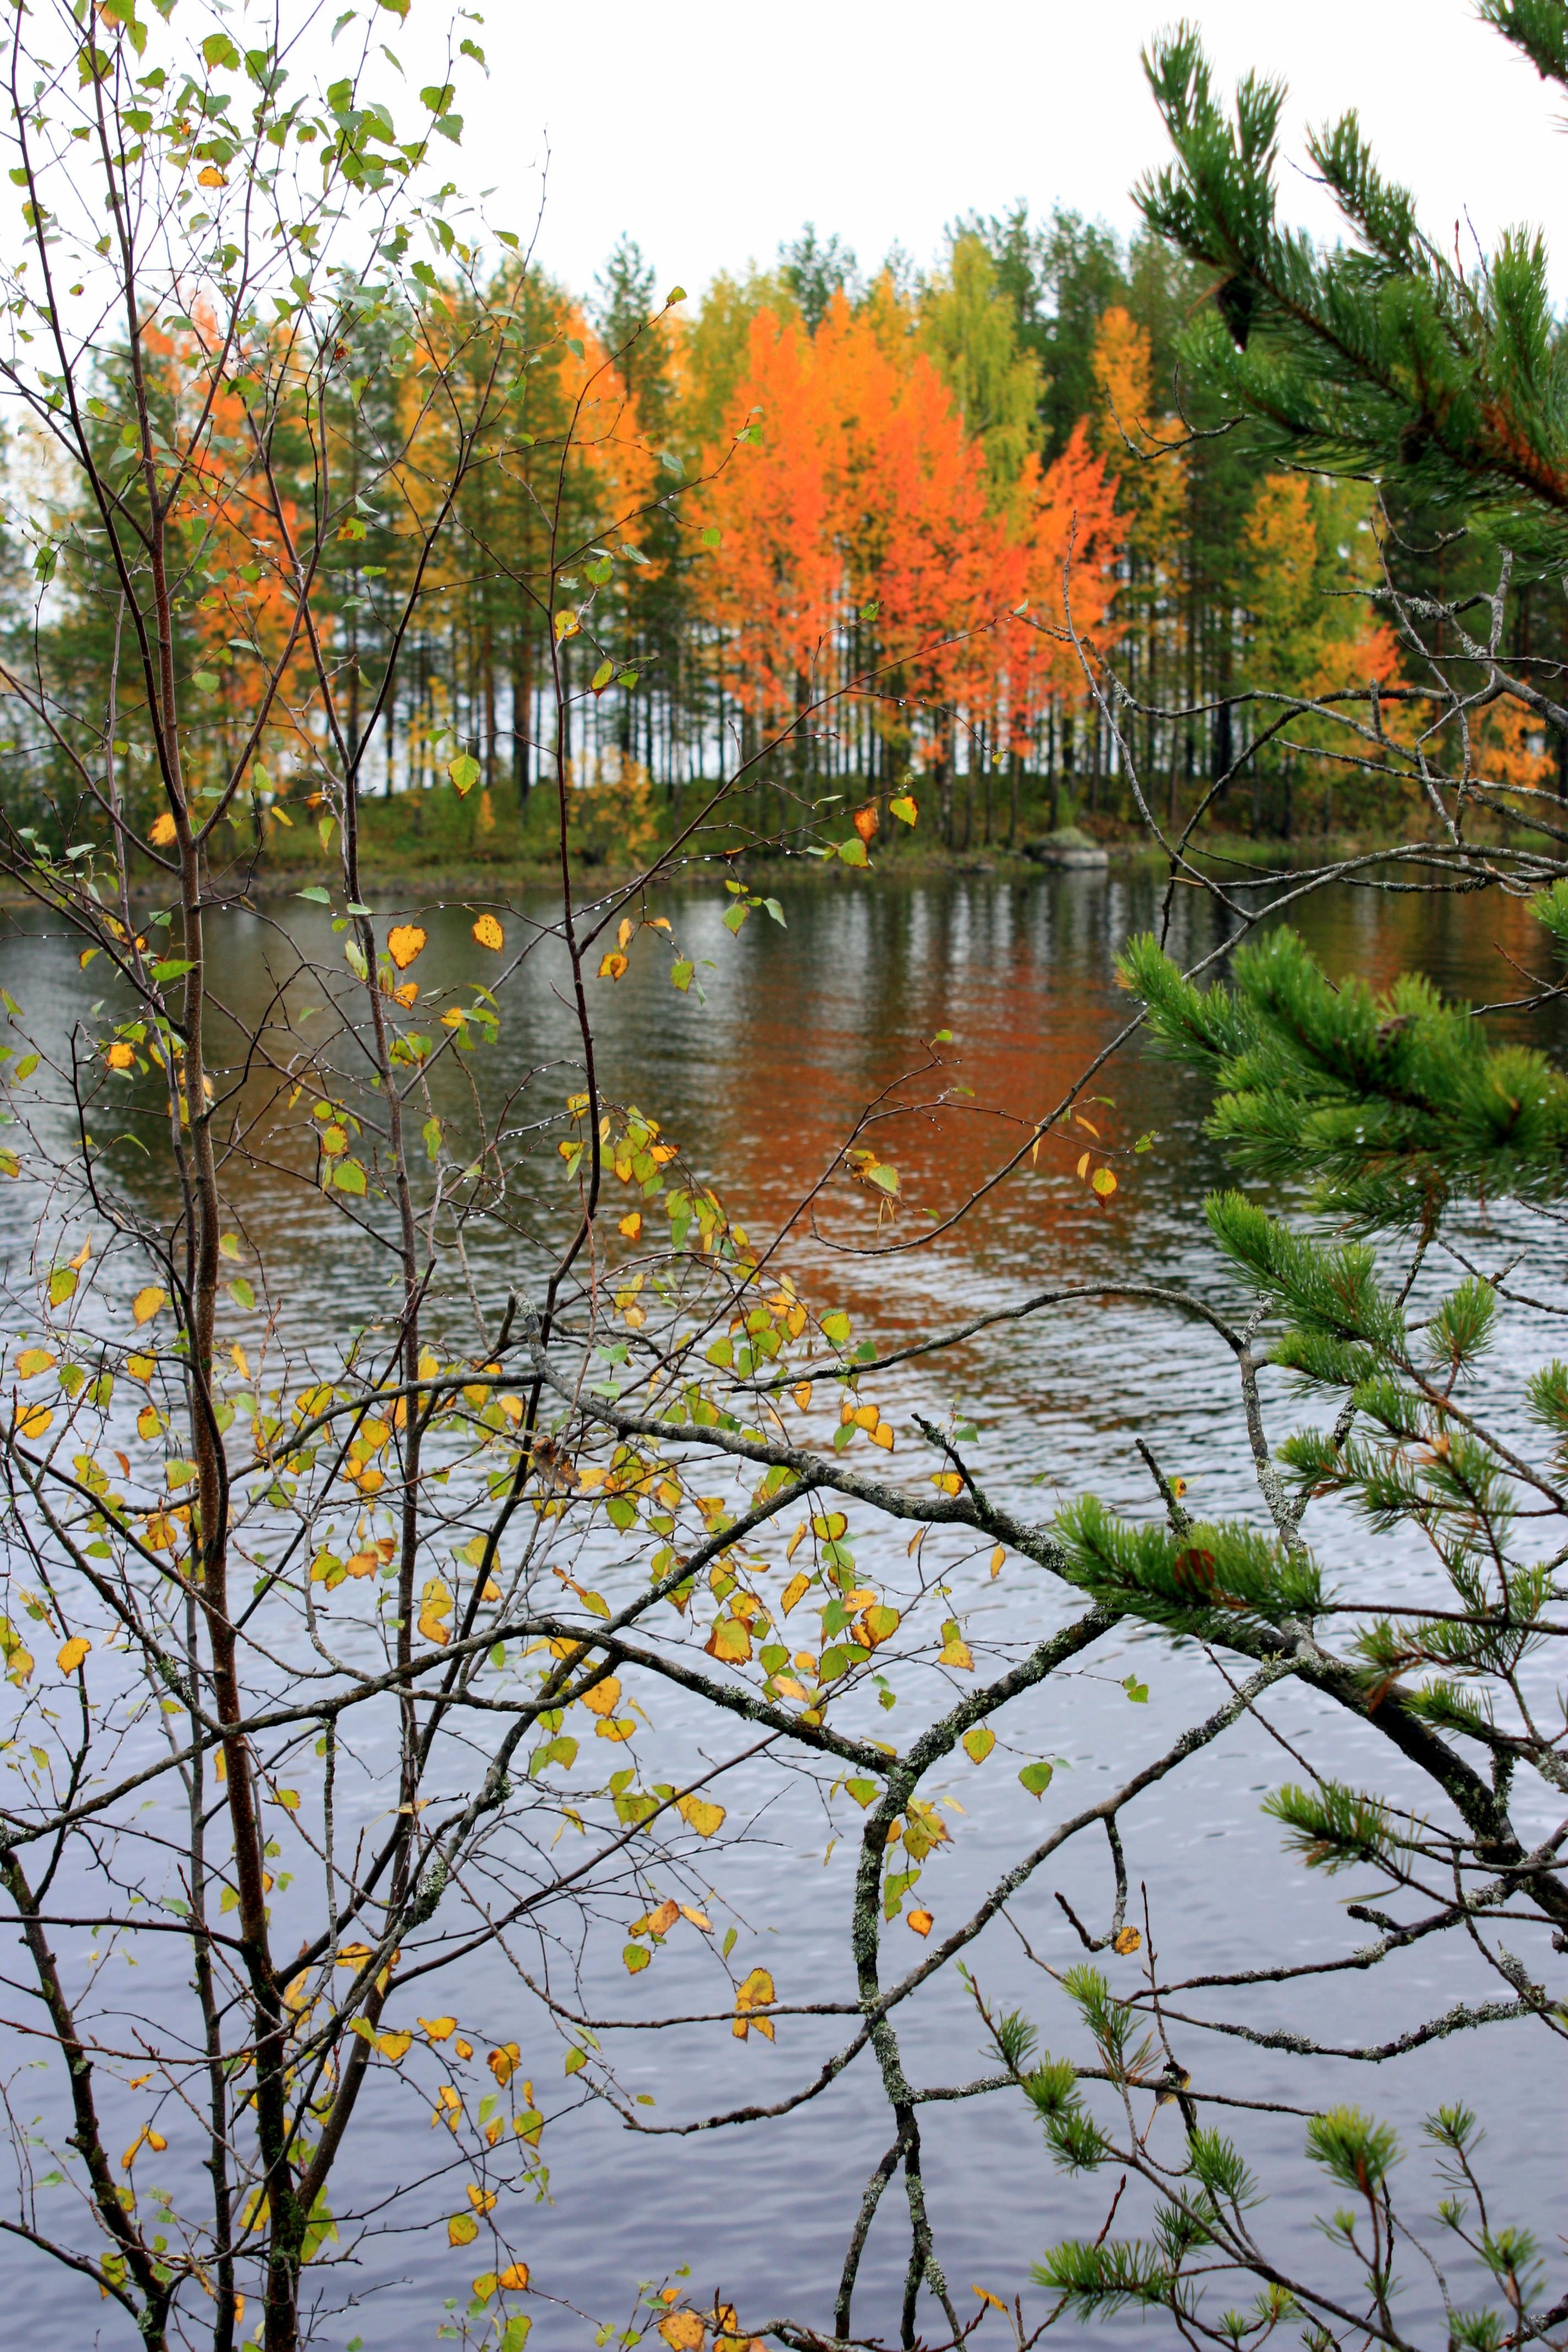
[1,862,1562,2350]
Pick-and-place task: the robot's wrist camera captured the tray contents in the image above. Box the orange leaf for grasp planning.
[488,2042,521,2084]
[907,1909,933,1937]
[597,951,628,982]
[388,924,427,971]
[852,803,879,844]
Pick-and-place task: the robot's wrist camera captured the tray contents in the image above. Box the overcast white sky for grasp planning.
[435,0,1567,304]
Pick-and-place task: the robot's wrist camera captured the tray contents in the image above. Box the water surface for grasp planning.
[1,863,1561,2348]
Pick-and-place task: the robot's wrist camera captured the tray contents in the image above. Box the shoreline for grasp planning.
[0,824,1508,913]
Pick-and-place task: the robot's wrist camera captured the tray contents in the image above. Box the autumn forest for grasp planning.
[23,203,1546,865]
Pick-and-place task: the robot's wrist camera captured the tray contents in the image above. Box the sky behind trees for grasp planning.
[434,1,1568,303]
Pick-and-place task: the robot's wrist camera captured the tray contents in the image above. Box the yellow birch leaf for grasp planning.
[149,811,177,846]
[780,1571,810,1616]
[448,2212,478,2247]
[57,1636,90,1674]
[16,1404,52,1439]
[677,1793,725,1839]
[704,1615,751,1663]
[388,924,427,970]
[497,2261,530,2291]
[732,1966,775,2040]
[1092,1166,1118,1199]
[962,1725,995,1765]
[487,2043,520,2084]
[15,1348,55,1378]
[471,914,504,951]
[378,2030,412,2061]
[420,2017,456,2041]
[580,1675,622,1717]
[938,1626,974,1670]
[132,1287,168,1326]
[907,1909,933,1937]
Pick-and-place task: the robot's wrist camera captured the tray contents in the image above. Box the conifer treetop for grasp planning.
[1137,8,1568,564]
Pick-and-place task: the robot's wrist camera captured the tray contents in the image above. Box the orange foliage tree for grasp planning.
[695,293,1122,840]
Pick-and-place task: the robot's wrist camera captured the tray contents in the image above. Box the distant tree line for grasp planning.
[9,207,1560,853]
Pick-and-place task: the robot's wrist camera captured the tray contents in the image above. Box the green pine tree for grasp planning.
[1136,8,1568,568]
